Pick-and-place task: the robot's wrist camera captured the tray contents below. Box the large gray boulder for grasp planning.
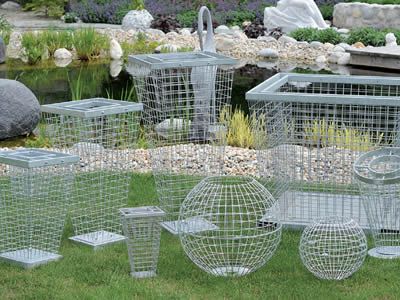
[0,79,40,139]
[121,10,154,31]
[0,37,5,64]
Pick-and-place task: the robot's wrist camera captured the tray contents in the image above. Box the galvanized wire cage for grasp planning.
[0,149,78,268]
[299,216,367,280]
[41,98,143,249]
[179,176,281,277]
[128,52,237,234]
[354,148,400,259]
[246,73,400,227]
[120,206,165,278]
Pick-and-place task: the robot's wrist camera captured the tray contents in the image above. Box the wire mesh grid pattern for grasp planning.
[41,99,143,248]
[129,52,236,234]
[299,216,367,280]
[120,206,165,278]
[246,73,400,227]
[0,149,78,268]
[179,176,281,277]
[354,148,400,259]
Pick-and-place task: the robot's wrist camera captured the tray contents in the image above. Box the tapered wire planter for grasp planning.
[354,148,400,259]
[41,98,143,249]
[128,52,237,234]
[120,206,165,278]
[0,149,78,268]
[246,73,400,227]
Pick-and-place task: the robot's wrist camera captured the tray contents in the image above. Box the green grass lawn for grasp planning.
[1,173,400,300]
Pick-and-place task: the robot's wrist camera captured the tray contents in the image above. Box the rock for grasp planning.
[155,44,178,53]
[0,79,40,139]
[257,36,277,42]
[337,52,350,65]
[110,60,123,78]
[166,31,179,39]
[297,41,309,47]
[352,42,365,48]
[337,28,349,34]
[215,36,235,51]
[242,21,252,27]
[278,35,297,44]
[386,33,397,47]
[122,10,154,31]
[333,45,345,52]
[110,39,123,60]
[145,28,165,38]
[180,29,192,36]
[0,1,20,10]
[53,48,72,60]
[231,25,241,31]
[264,0,329,33]
[215,25,232,35]
[337,42,351,51]
[315,55,327,64]
[324,42,335,50]
[310,41,323,48]
[54,58,72,68]
[233,30,248,40]
[0,37,5,64]
[258,48,279,59]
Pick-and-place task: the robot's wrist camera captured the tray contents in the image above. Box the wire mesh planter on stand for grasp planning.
[246,73,400,227]
[179,176,282,277]
[41,98,143,249]
[120,206,165,278]
[354,147,400,259]
[0,149,78,268]
[128,52,237,234]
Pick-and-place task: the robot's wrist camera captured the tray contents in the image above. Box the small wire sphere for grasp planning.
[299,216,367,280]
[178,176,282,277]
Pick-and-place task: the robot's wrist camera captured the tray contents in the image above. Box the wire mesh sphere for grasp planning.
[178,176,282,277]
[299,217,367,280]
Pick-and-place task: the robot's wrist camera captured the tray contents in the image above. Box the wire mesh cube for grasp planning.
[354,147,400,259]
[0,149,78,268]
[299,216,367,280]
[128,52,237,234]
[246,73,400,227]
[179,176,282,277]
[41,98,143,249]
[120,206,165,278]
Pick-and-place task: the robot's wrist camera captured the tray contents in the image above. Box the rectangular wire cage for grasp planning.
[0,149,78,268]
[246,73,400,228]
[128,51,237,234]
[41,98,143,249]
[120,206,165,278]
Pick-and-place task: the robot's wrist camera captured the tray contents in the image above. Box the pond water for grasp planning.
[0,59,399,146]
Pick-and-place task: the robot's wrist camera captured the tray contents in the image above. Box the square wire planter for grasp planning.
[120,206,165,278]
[0,149,78,268]
[41,98,143,249]
[246,73,400,227]
[127,52,237,234]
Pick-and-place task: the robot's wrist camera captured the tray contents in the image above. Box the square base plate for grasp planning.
[161,217,218,235]
[0,249,62,269]
[131,270,156,278]
[368,246,400,259]
[70,230,126,250]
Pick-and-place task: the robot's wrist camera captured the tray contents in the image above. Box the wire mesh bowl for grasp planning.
[354,147,400,259]
[178,176,282,277]
[299,216,367,280]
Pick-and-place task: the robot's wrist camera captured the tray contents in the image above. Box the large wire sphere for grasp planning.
[299,217,367,280]
[178,176,282,277]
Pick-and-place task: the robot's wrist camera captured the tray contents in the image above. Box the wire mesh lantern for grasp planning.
[0,149,78,268]
[246,73,400,227]
[354,147,400,259]
[41,98,143,249]
[299,216,367,280]
[120,206,165,278]
[128,52,237,234]
[178,176,282,277]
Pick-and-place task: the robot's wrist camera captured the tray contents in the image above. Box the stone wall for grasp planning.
[333,3,400,29]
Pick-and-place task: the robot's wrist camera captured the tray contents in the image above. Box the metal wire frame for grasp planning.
[0,161,75,268]
[179,176,282,277]
[120,206,165,278]
[246,73,400,227]
[41,104,142,248]
[132,64,234,234]
[299,216,367,280]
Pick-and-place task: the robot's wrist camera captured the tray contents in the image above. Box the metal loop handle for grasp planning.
[197,6,216,52]
[367,155,400,178]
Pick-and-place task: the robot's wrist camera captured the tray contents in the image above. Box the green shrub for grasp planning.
[73,28,109,60]
[319,4,334,21]
[0,15,12,45]
[130,0,145,10]
[347,27,394,47]
[176,10,197,28]
[120,33,160,60]
[225,10,256,26]
[24,0,66,17]
[42,30,74,56]
[290,28,343,44]
[21,32,46,65]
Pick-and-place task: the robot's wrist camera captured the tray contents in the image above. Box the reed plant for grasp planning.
[42,29,74,56]
[73,28,109,61]
[21,32,46,65]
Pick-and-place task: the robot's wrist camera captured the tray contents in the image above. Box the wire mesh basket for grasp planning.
[354,147,400,259]
[0,149,78,268]
[246,73,400,227]
[41,98,143,249]
[128,52,237,234]
[120,206,165,278]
